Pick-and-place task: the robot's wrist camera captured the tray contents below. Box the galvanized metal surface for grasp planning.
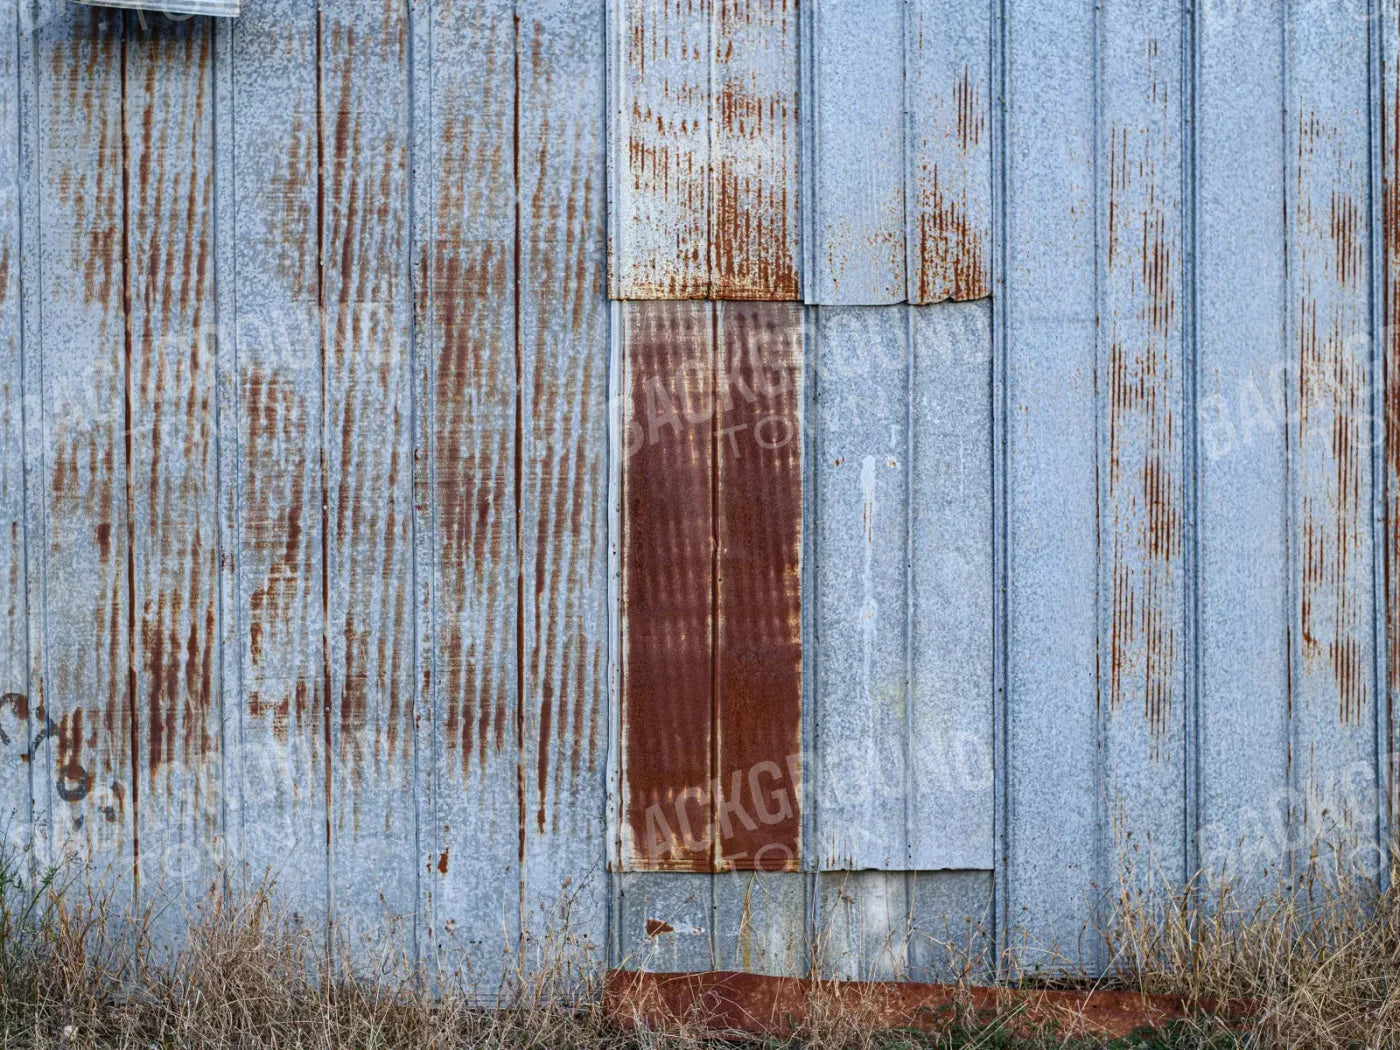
[2,0,1400,990]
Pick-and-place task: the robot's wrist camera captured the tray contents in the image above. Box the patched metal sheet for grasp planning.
[617,300,803,873]
[813,304,993,872]
[803,0,991,305]
[608,0,800,300]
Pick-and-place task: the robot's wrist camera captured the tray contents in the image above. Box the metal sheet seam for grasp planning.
[798,0,816,305]
[11,0,38,895]
[210,10,238,906]
[1089,0,1106,961]
[118,13,137,913]
[990,0,1009,969]
[900,303,914,868]
[1279,0,1297,894]
[800,302,817,873]
[312,0,333,949]
[1368,0,1393,878]
[802,304,821,873]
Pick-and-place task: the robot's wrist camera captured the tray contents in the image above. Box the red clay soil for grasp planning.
[604,969,1253,1041]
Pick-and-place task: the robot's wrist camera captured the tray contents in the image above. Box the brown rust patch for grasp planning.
[126,21,220,786]
[644,919,675,937]
[621,302,715,871]
[713,303,802,871]
[424,20,514,778]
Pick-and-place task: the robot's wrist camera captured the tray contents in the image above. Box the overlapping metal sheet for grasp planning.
[1,0,1399,991]
[608,0,992,304]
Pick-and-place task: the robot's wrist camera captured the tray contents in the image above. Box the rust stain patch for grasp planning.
[127,21,219,790]
[1385,48,1400,793]
[709,0,800,300]
[1101,39,1183,751]
[617,0,799,300]
[423,13,514,783]
[910,64,989,303]
[1295,110,1370,725]
[644,918,675,937]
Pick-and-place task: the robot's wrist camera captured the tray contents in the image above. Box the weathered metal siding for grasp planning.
[3,0,1400,989]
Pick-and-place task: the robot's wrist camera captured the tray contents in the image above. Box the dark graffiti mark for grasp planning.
[0,693,95,804]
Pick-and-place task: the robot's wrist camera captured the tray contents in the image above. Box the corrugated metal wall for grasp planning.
[0,0,1397,989]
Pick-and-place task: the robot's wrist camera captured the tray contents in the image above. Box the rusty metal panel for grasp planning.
[711,1,800,300]
[619,301,715,870]
[1002,0,1101,971]
[607,0,799,301]
[0,0,29,859]
[1098,0,1188,896]
[905,0,991,303]
[516,0,612,955]
[618,300,803,873]
[714,301,802,872]
[411,0,520,987]
[124,15,221,931]
[318,0,419,957]
[1196,0,1291,890]
[803,0,991,306]
[1288,0,1379,873]
[223,0,326,922]
[29,1,134,897]
[907,302,992,871]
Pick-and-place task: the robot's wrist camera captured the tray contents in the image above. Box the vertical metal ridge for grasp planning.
[1279,0,1296,892]
[1182,0,1201,890]
[10,0,37,890]
[118,12,140,909]
[403,0,423,971]
[313,0,334,954]
[513,0,527,946]
[1367,0,1392,876]
[990,0,1010,972]
[209,9,237,903]
[1090,0,1106,958]
[805,306,821,870]
[900,303,914,868]
[798,0,817,304]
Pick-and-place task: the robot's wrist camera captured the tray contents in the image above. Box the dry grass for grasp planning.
[1099,852,1400,1049]
[8,841,1400,1049]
